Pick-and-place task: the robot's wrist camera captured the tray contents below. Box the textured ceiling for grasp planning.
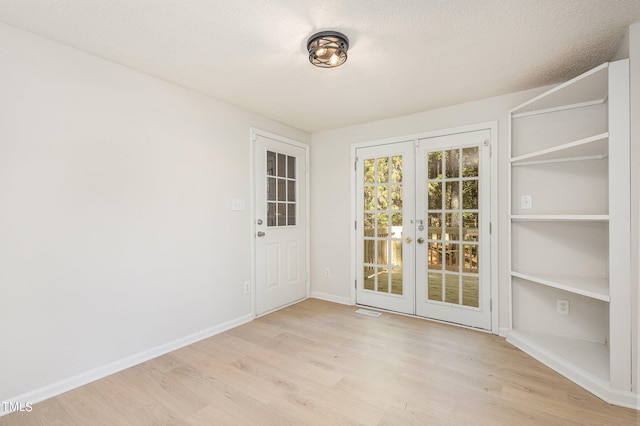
[1,1,640,133]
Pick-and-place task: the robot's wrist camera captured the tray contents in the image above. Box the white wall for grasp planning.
[309,87,550,329]
[0,22,309,405]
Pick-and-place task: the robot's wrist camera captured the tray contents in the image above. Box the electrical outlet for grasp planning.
[557,299,569,315]
[324,268,331,278]
[521,195,532,209]
[243,281,251,294]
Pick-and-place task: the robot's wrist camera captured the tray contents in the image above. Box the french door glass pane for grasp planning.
[363,155,404,295]
[425,147,480,309]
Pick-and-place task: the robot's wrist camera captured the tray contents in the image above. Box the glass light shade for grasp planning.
[307,31,349,68]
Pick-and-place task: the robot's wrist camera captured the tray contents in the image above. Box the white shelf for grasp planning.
[510,214,609,222]
[511,99,606,119]
[510,133,608,165]
[507,329,610,386]
[510,271,609,301]
[510,63,608,115]
[508,59,632,406]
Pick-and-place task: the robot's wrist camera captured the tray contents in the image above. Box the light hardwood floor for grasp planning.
[2,299,638,425]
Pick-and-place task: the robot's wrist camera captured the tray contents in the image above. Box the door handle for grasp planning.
[257,231,266,237]
[405,237,412,244]
[417,237,424,244]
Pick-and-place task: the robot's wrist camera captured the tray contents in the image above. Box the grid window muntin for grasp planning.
[363,155,404,296]
[426,146,480,308]
[267,151,297,227]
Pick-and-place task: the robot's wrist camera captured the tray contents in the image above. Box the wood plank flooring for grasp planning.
[2,299,638,425]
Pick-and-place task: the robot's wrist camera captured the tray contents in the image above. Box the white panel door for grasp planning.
[415,130,491,329]
[254,133,307,316]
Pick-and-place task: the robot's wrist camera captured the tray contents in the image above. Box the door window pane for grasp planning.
[428,182,442,209]
[428,213,442,240]
[266,151,297,228]
[287,156,296,179]
[364,213,375,232]
[428,242,442,269]
[277,203,286,226]
[391,268,402,295]
[364,266,375,290]
[364,187,374,211]
[287,204,296,226]
[267,203,276,226]
[364,159,375,184]
[391,240,402,267]
[445,274,460,304]
[462,213,479,241]
[445,149,460,178]
[428,152,442,179]
[463,244,478,273]
[462,147,479,177]
[267,151,276,175]
[277,153,286,177]
[462,276,479,308]
[378,269,389,293]
[376,214,389,237]
[364,239,375,264]
[428,273,442,301]
[391,156,402,182]
[288,181,296,202]
[278,179,286,201]
[377,186,388,210]
[463,180,478,209]
[267,178,276,201]
[391,185,402,210]
[445,243,460,272]
[445,181,460,210]
[445,213,460,241]
[377,158,389,183]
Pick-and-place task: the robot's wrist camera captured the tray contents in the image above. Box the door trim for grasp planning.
[250,128,310,318]
[350,121,499,334]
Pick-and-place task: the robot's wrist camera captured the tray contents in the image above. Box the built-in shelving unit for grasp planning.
[507,60,632,407]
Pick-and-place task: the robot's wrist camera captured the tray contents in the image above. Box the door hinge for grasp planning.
[414,139,419,153]
[489,222,492,234]
[483,139,492,157]
[355,279,357,289]
[490,299,493,312]
[355,220,357,230]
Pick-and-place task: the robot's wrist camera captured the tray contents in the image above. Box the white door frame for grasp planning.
[250,128,310,317]
[350,121,499,334]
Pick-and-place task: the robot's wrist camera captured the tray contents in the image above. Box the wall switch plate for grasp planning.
[557,299,569,315]
[243,281,250,294]
[232,199,246,211]
[324,268,331,278]
[521,195,532,209]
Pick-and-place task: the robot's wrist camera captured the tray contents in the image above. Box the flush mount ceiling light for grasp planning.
[307,31,349,68]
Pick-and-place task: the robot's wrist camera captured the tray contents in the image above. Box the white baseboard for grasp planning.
[310,291,352,305]
[1,313,254,417]
[498,327,510,338]
[507,330,639,410]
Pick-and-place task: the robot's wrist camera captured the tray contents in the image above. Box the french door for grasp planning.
[356,130,491,329]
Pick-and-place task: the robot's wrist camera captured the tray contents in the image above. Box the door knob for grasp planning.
[417,237,424,244]
[257,231,266,237]
[405,237,412,244]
